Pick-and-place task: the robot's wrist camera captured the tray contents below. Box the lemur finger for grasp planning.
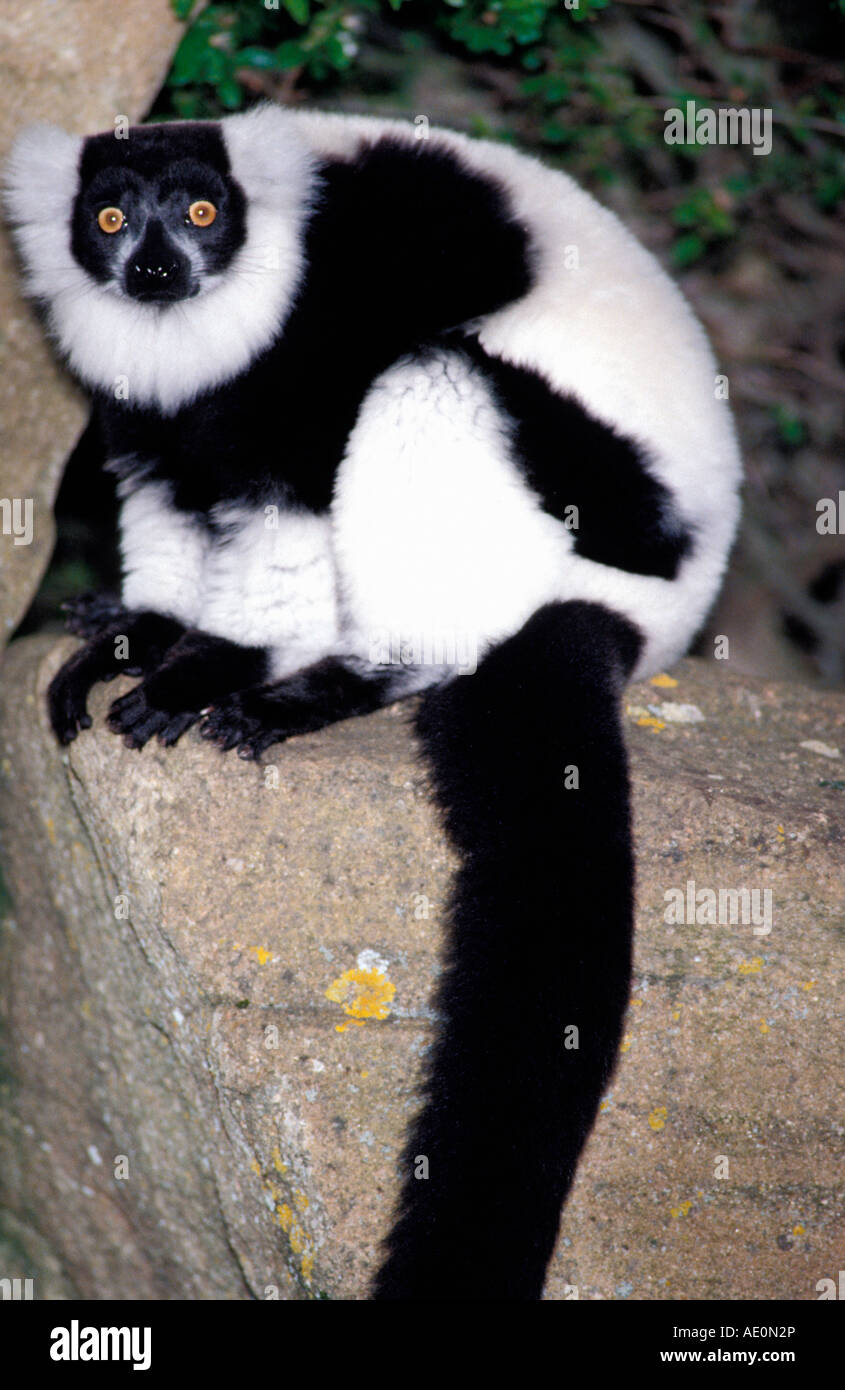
[158,711,199,747]
[48,667,96,744]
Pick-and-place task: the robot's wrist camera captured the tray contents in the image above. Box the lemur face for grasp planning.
[71,124,247,303]
[5,106,316,409]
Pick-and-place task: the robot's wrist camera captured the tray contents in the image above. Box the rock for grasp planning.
[0,639,842,1300]
[0,0,187,646]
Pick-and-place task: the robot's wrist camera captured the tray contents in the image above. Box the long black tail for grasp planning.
[372,600,642,1300]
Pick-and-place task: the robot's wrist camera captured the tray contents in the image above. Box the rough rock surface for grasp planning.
[0,638,842,1300]
[0,1,186,645]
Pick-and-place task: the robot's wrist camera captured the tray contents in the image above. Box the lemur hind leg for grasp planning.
[199,657,422,760]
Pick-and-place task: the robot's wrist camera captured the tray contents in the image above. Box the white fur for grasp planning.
[120,482,209,626]
[333,352,567,670]
[119,483,339,676]
[3,123,84,299]
[333,350,731,680]
[202,504,339,677]
[4,106,317,414]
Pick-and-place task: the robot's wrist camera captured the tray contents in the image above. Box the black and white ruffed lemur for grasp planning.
[4,104,741,1300]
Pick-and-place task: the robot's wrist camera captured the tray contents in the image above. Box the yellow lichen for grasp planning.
[670,1199,693,1218]
[738,957,763,975]
[248,945,273,966]
[649,1106,668,1132]
[268,1185,317,1292]
[636,715,666,732]
[326,966,396,1025]
[650,674,679,688]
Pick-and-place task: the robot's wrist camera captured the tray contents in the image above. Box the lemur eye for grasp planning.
[97,207,125,234]
[188,200,217,227]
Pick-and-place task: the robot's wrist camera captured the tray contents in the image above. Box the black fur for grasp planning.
[91,137,533,516]
[71,122,246,296]
[199,657,404,759]
[48,596,271,748]
[48,607,186,744]
[373,600,641,1299]
[460,337,693,580]
[107,631,270,748]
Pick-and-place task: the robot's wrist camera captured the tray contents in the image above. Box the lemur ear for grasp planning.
[3,123,83,295]
[219,103,315,220]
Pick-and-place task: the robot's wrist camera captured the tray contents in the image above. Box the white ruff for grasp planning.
[4,106,317,414]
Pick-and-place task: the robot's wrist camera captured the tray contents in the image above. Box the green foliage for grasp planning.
[163,1,628,129]
[164,1,379,110]
[161,1,844,270]
[771,405,807,450]
[670,187,736,266]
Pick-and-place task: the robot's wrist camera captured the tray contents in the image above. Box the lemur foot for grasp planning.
[107,685,200,750]
[200,691,291,760]
[105,634,268,748]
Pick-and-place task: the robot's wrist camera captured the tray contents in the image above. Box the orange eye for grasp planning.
[188,200,217,227]
[97,206,124,234]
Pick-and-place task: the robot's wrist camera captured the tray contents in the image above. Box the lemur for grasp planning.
[5,103,741,1299]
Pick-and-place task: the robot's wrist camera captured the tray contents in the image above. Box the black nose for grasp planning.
[125,220,191,302]
[135,260,178,282]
